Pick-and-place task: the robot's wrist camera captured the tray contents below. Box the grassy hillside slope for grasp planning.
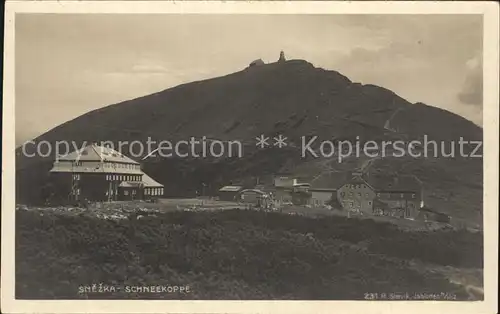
[16,208,482,300]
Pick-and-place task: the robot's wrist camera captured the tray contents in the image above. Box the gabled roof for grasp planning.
[57,143,139,165]
[310,172,349,190]
[50,160,143,174]
[119,181,143,188]
[239,189,268,195]
[219,186,243,192]
[309,188,336,192]
[317,172,422,193]
[141,173,164,188]
[364,174,421,192]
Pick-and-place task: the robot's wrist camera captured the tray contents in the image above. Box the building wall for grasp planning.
[376,191,420,218]
[218,191,239,201]
[239,191,269,206]
[79,174,109,201]
[144,187,164,199]
[49,173,74,202]
[272,188,293,204]
[309,191,334,207]
[274,177,297,188]
[337,183,376,213]
[118,187,141,201]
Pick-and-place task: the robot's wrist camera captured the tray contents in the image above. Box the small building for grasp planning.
[218,185,243,201]
[273,174,298,188]
[416,206,451,223]
[238,189,271,207]
[278,51,286,62]
[307,172,347,208]
[309,188,336,207]
[248,59,265,68]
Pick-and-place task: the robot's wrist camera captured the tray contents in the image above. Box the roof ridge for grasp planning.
[89,143,104,162]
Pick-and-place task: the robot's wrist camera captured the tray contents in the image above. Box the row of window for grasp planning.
[123,190,137,196]
[106,174,141,182]
[71,161,140,170]
[376,192,416,199]
[344,184,367,189]
[340,191,416,199]
[110,163,140,170]
[144,188,164,196]
[340,191,370,198]
[343,201,372,208]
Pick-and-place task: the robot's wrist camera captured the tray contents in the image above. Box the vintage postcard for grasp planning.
[2,1,499,314]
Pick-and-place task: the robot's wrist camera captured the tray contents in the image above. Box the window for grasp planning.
[368,201,372,206]
[132,190,136,195]
[412,194,416,198]
[401,193,404,198]
[365,193,369,197]
[358,193,362,197]
[340,192,345,197]
[124,190,129,196]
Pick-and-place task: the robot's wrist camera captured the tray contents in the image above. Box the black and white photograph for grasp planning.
[2,1,499,314]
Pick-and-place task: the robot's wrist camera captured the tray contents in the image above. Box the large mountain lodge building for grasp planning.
[49,143,164,202]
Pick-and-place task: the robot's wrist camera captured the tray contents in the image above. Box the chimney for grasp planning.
[420,185,424,208]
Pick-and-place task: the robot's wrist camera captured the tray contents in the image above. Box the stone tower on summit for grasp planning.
[278,51,286,62]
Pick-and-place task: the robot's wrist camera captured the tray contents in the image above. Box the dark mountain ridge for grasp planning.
[16,59,483,223]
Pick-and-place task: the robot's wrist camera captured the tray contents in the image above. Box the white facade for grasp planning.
[274,176,298,188]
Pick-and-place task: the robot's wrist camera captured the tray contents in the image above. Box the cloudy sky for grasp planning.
[15,14,483,145]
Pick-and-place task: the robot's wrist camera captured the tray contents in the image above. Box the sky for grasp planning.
[15,14,483,145]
